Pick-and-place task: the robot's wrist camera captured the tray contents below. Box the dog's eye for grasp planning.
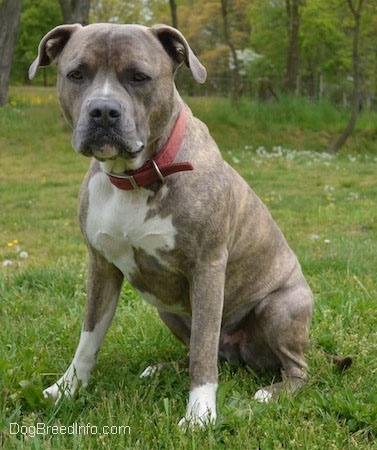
[132,72,149,83]
[68,70,84,81]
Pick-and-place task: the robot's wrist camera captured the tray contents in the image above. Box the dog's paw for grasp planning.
[139,364,163,378]
[178,383,217,429]
[43,383,68,404]
[43,371,79,404]
[178,409,216,430]
[253,388,273,403]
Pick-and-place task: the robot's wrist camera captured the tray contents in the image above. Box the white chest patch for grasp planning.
[86,172,176,278]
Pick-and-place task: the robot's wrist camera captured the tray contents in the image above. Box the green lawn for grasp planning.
[1,88,376,449]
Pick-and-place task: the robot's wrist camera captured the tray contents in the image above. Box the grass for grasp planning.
[1,87,377,449]
[186,96,377,154]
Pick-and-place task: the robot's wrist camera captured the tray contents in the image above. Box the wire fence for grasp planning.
[11,58,377,109]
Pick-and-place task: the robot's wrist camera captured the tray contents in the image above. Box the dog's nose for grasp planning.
[88,99,121,126]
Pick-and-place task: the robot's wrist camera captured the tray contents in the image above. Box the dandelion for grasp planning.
[3,260,13,267]
[324,239,331,244]
[347,192,360,201]
[7,240,20,253]
[19,251,29,259]
[31,96,43,105]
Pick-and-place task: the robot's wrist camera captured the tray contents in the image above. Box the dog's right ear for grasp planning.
[29,24,82,80]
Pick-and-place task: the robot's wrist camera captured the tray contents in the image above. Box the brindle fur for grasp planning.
[30,23,314,425]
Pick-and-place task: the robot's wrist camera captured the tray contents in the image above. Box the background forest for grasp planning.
[7,0,377,105]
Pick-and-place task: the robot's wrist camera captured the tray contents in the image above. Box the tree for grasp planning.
[90,0,169,24]
[300,0,348,99]
[249,1,288,93]
[359,1,377,108]
[329,0,364,153]
[285,0,305,94]
[12,0,62,85]
[178,0,250,96]
[6,0,377,102]
[0,0,22,105]
[169,0,178,28]
[59,0,90,25]
[221,0,240,99]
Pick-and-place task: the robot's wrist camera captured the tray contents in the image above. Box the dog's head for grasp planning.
[29,23,206,170]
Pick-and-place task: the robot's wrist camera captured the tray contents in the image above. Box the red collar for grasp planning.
[106,105,193,190]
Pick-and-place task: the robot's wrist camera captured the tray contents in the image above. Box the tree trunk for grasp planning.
[221,0,240,101]
[0,0,22,106]
[169,0,178,29]
[59,0,90,25]
[329,0,364,153]
[285,0,302,94]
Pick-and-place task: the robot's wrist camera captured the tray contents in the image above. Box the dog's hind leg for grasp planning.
[232,279,313,402]
[253,281,313,402]
[43,250,123,402]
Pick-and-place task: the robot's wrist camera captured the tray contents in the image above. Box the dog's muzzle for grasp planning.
[73,98,144,160]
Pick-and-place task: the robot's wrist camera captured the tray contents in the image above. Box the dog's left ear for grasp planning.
[151,24,207,84]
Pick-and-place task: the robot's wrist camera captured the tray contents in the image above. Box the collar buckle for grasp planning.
[151,160,165,183]
[107,172,139,189]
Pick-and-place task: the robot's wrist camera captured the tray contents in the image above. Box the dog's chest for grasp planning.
[85,173,176,278]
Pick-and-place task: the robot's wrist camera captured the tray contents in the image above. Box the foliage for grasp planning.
[1,89,377,448]
[300,1,349,91]
[12,0,62,85]
[248,1,288,92]
[90,0,170,24]
[10,0,377,104]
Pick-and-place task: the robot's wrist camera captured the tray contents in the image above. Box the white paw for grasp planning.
[139,364,163,378]
[179,383,217,429]
[254,388,273,403]
[43,364,82,403]
[43,381,72,404]
[178,409,216,429]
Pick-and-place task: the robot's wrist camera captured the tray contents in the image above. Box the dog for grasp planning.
[29,23,314,427]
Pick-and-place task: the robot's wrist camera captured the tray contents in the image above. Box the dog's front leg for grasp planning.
[179,250,228,428]
[43,251,123,402]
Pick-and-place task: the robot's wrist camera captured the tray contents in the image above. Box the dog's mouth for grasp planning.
[92,142,145,162]
[76,133,145,161]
